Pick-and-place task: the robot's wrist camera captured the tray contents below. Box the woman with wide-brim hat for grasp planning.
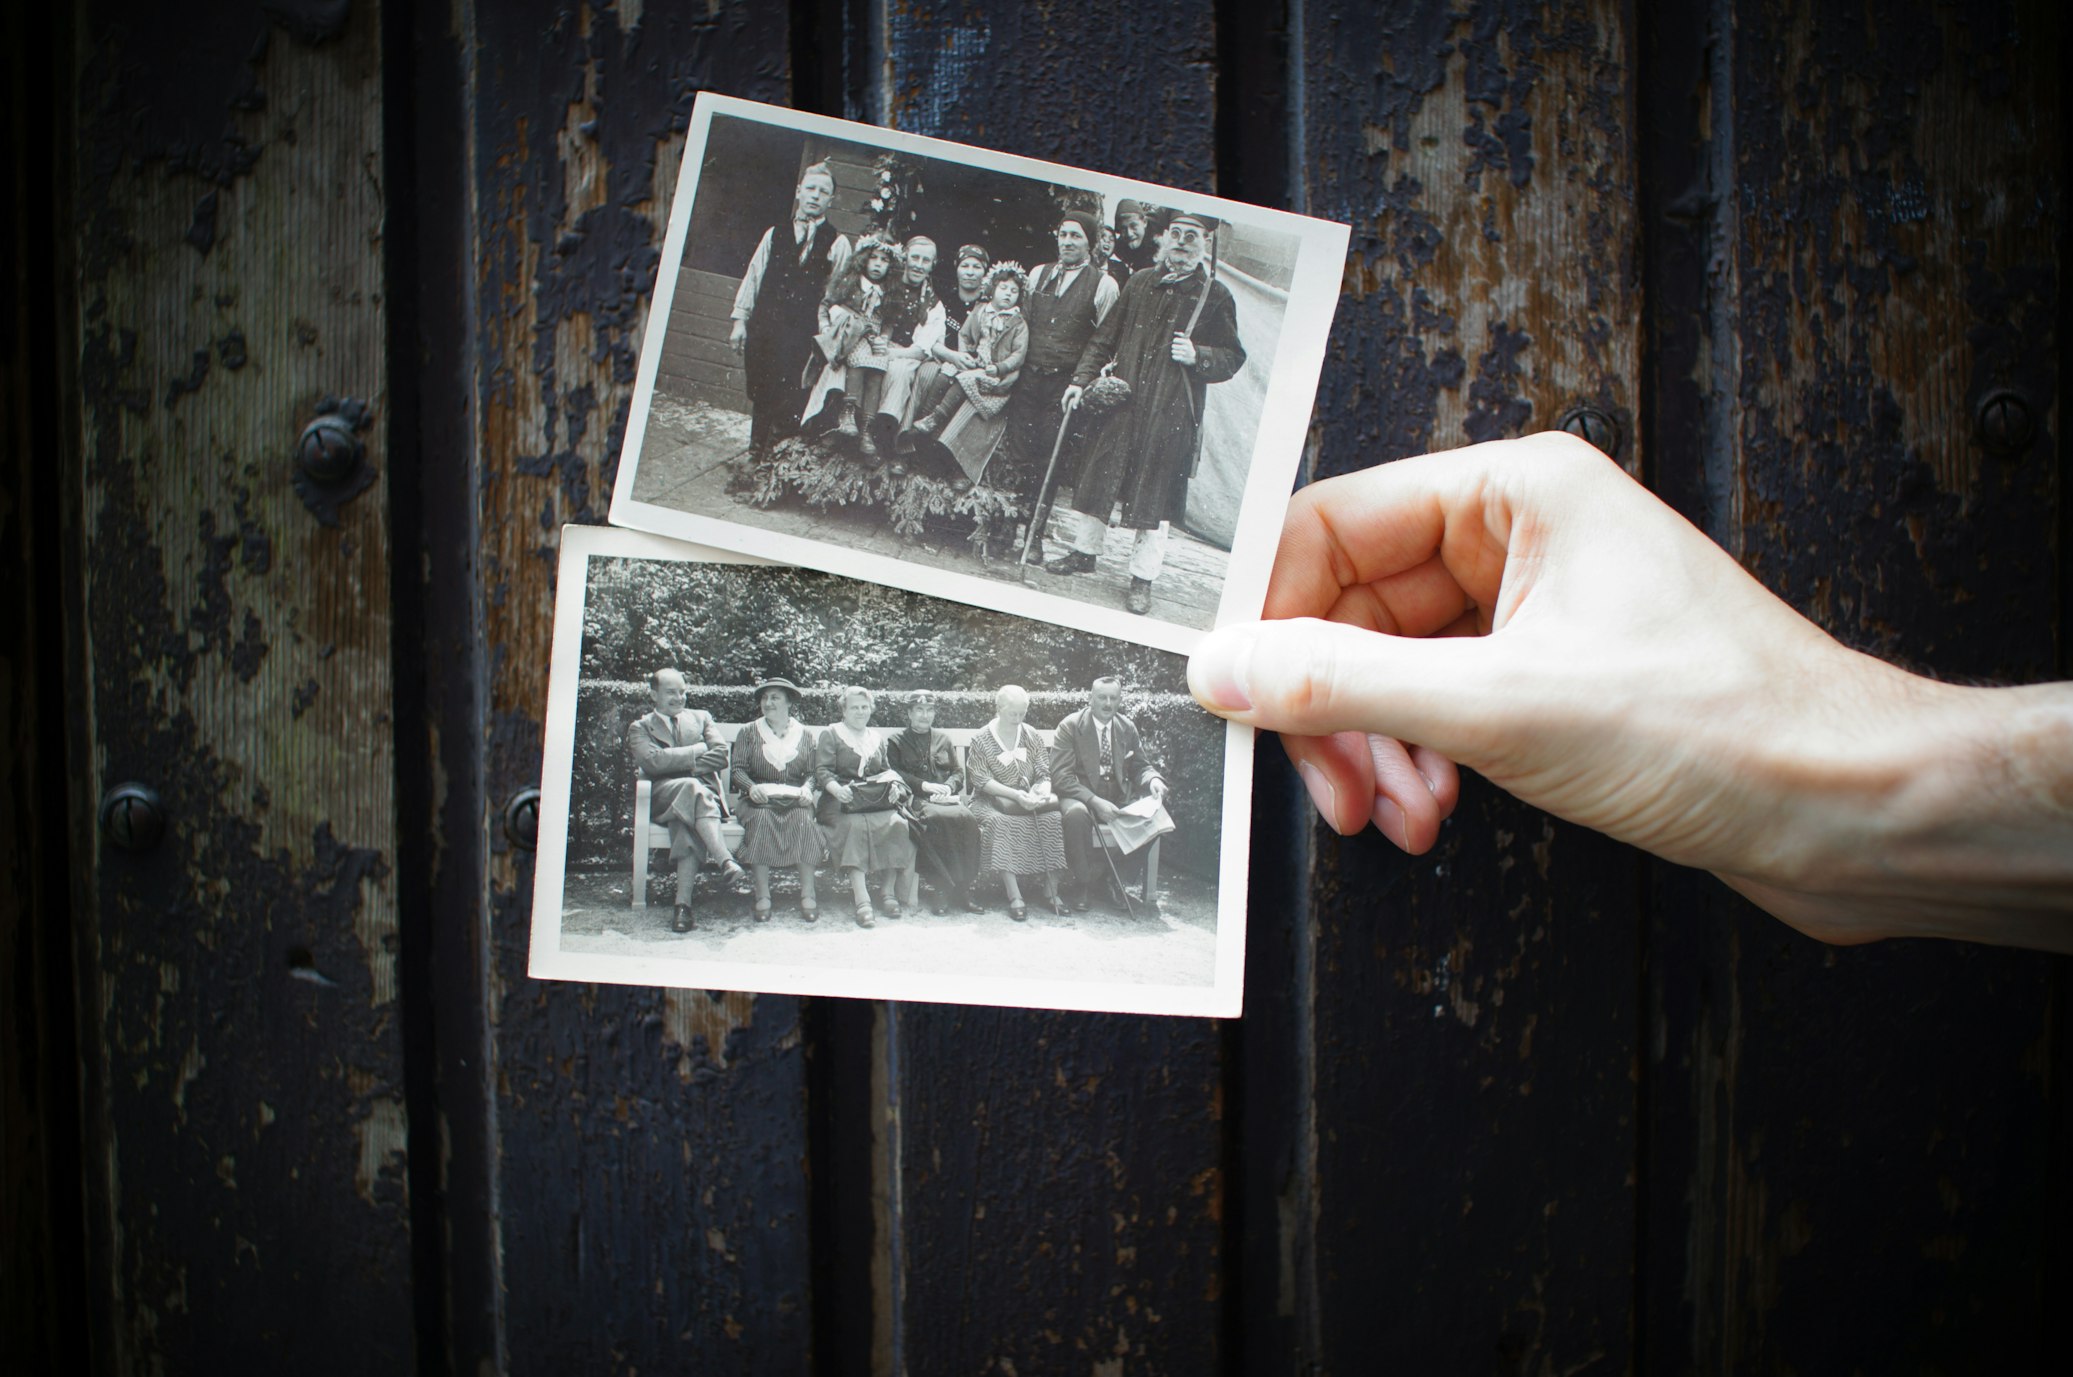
[729,676,825,922]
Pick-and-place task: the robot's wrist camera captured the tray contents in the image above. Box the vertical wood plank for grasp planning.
[878,4,1232,1369]
[1290,1,1647,1368]
[444,4,810,1370]
[66,3,413,1369]
[1644,1,2062,1369]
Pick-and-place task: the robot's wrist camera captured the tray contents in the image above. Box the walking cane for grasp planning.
[1100,834,1139,920]
[1018,392,1080,569]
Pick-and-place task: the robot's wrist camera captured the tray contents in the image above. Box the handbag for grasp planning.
[840,779,901,814]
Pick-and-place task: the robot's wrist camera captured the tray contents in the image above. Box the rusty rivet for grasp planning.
[99,782,167,852]
[1556,406,1622,460]
[504,787,542,851]
[1976,391,2035,457]
[296,413,363,485]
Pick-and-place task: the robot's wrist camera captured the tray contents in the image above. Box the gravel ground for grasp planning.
[554,864,1220,989]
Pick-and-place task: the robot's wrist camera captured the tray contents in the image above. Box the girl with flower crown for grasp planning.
[897,260,1031,486]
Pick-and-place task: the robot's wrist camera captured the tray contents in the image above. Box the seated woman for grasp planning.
[885,690,984,915]
[966,683,1067,921]
[898,260,1029,486]
[815,685,919,928]
[729,676,825,923]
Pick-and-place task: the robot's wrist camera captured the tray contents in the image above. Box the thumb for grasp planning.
[1188,617,1496,759]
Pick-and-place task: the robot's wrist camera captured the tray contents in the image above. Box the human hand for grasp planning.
[1061,385,1084,413]
[1091,798,1121,825]
[1148,778,1167,802]
[1187,432,2073,950]
[729,319,747,355]
[1170,333,1197,366]
[748,784,769,806]
[829,781,855,805]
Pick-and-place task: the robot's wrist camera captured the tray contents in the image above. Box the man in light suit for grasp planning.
[627,668,747,932]
[1051,675,1172,912]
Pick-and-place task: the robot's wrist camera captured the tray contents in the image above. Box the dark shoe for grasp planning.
[866,413,899,458]
[1047,895,1068,917]
[1045,550,1097,576]
[883,897,902,920]
[961,892,985,914]
[834,399,862,447]
[672,904,696,933]
[858,419,884,466]
[753,900,772,923]
[913,413,941,438]
[719,858,749,890]
[855,903,875,929]
[1126,576,1153,614]
[931,896,949,916]
[1071,886,1091,913]
[1007,900,1027,923]
[801,902,819,923]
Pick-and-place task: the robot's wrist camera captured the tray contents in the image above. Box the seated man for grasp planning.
[1052,675,1174,912]
[627,668,746,933]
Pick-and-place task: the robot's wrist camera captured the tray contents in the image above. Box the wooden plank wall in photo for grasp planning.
[5,0,2062,1373]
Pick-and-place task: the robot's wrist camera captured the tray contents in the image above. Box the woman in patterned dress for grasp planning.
[885,690,984,915]
[966,683,1067,921]
[815,686,919,928]
[729,677,824,923]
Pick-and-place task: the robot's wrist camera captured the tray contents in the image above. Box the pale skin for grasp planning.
[745,686,817,914]
[827,692,918,915]
[979,688,1063,909]
[1185,432,2073,952]
[731,168,837,355]
[1061,221,1206,413]
[650,670,739,906]
[933,253,990,367]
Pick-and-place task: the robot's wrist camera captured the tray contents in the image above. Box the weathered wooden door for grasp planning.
[7,0,2062,1373]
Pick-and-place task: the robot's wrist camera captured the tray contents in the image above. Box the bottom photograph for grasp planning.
[531,525,1250,1016]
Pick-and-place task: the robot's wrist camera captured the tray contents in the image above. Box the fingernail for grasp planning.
[1188,628,1256,712]
[1374,796,1409,850]
[1419,772,1439,797]
[1297,761,1340,833]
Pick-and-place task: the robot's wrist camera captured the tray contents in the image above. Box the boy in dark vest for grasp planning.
[730,161,854,454]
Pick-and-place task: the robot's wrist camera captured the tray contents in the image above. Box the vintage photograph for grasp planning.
[530,526,1250,1017]
[610,94,1349,654]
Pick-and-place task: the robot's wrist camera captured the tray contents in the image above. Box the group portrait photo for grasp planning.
[528,527,1249,1017]
[612,95,1349,652]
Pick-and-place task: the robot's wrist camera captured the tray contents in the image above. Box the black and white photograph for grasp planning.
[530,526,1250,1017]
[609,94,1349,654]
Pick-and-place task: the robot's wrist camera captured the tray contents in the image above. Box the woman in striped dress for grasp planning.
[966,683,1067,921]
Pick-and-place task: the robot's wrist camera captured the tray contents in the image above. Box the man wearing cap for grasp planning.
[996,211,1120,504]
[1049,208,1246,615]
[730,161,854,455]
[1109,199,1156,278]
[628,668,749,933]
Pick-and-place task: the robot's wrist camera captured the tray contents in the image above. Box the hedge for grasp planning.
[746,434,1026,545]
[569,682,1224,880]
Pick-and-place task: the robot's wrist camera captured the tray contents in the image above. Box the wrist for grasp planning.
[1725,669,2073,949]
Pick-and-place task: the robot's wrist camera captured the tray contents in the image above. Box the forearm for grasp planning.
[1723,675,2073,950]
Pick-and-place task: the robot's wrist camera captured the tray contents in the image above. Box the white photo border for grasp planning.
[528,524,1253,1018]
[609,92,1350,657]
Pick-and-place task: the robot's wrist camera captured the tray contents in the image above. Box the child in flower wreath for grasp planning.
[898,260,1031,485]
[803,234,903,442]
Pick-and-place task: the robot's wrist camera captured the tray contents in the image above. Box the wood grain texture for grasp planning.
[1289,1,1646,1369]
[1643,2,2062,1371]
[67,3,412,1369]
[454,3,809,1371]
[877,4,1231,1369]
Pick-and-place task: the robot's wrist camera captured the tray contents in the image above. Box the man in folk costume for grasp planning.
[729,161,853,454]
[1050,675,1174,912]
[995,210,1119,504]
[1109,198,1156,277]
[865,234,948,461]
[1049,208,1246,615]
[627,668,748,933]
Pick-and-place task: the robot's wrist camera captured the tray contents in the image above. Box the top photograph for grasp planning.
[611,95,1350,653]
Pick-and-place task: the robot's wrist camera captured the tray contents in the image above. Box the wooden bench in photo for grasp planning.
[631,723,1160,911]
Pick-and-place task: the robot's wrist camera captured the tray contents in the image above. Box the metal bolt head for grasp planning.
[296,413,364,485]
[504,787,542,851]
[1556,406,1622,460]
[1976,391,2035,457]
[99,782,166,852]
